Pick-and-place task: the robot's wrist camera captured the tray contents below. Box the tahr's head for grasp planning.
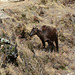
[29,27,38,37]
[41,25,47,31]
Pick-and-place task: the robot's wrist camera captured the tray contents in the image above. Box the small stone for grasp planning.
[62,45,69,53]
[55,73,61,75]
[63,60,69,66]
[46,67,55,75]
[49,68,56,75]
[1,38,10,43]
[69,63,75,70]
[12,19,15,22]
[1,45,4,48]
[62,53,68,58]
[53,63,60,69]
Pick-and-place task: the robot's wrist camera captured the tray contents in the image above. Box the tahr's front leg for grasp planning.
[48,42,51,52]
[41,40,46,51]
[55,35,59,53]
[50,42,54,52]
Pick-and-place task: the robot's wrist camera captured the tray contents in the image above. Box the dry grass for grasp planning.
[0,0,75,75]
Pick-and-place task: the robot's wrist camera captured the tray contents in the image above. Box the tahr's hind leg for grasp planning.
[55,36,59,52]
[50,42,54,52]
[45,39,54,52]
[47,40,53,52]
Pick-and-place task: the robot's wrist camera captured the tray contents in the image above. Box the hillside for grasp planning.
[0,0,75,75]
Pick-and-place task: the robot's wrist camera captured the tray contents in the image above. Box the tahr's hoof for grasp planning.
[57,51,59,53]
[49,50,51,53]
[43,48,46,51]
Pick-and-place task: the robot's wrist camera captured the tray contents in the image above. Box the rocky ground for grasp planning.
[0,0,75,75]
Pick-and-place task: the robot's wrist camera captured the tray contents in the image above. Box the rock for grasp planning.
[69,63,75,70]
[63,33,71,37]
[12,19,16,22]
[62,45,69,53]
[49,67,56,75]
[0,9,10,19]
[53,63,60,69]
[55,73,62,75]
[55,53,59,57]
[0,54,7,63]
[33,15,43,23]
[63,60,69,66]
[45,67,55,75]
[3,9,14,16]
[1,45,4,48]
[38,8,46,17]
[39,5,46,8]
[63,0,75,5]
[71,14,75,23]
[62,53,68,58]
[0,38,10,44]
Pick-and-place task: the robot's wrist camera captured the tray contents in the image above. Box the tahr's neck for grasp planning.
[36,30,43,39]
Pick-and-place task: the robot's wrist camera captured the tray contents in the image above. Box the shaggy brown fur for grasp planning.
[29,25,59,52]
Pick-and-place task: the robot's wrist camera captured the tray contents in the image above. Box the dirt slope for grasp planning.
[0,0,75,75]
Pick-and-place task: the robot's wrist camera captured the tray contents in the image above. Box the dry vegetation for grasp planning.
[0,0,75,75]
